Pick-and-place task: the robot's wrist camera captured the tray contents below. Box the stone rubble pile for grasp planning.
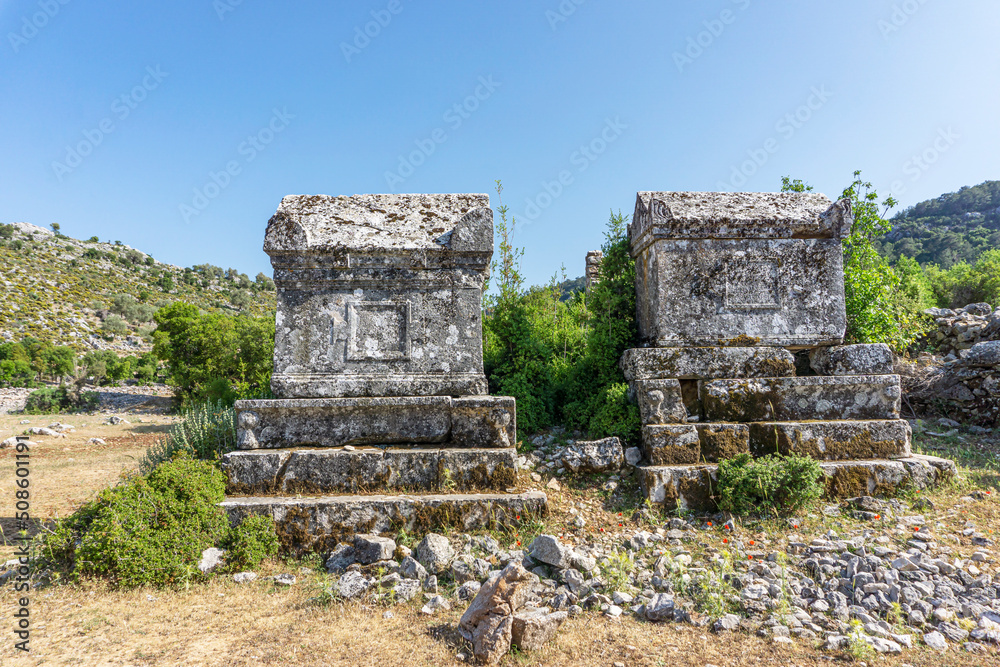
[905,340,1000,427]
[306,489,999,660]
[923,304,1000,357]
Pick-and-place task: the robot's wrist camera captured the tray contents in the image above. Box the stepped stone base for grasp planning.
[621,346,796,381]
[235,396,515,450]
[748,420,911,461]
[638,455,956,511]
[220,491,548,554]
[700,375,901,422]
[222,447,517,494]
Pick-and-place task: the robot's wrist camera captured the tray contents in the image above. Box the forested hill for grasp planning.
[878,180,1000,268]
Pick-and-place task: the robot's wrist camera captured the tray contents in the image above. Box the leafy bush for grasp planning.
[140,399,237,472]
[717,453,823,516]
[559,211,640,444]
[482,182,640,443]
[23,386,99,414]
[41,453,230,588]
[224,515,279,571]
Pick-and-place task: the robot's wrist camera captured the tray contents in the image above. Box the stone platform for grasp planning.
[223,447,518,494]
[637,455,957,511]
[233,396,515,450]
[221,491,548,554]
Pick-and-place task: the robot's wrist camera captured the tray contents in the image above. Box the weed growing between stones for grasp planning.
[846,619,877,661]
[716,453,823,516]
[603,550,635,592]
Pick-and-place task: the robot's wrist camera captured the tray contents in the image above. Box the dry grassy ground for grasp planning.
[0,413,998,666]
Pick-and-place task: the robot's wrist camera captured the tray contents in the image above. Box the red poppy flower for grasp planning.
[749,540,755,546]
[748,555,753,560]
[723,538,728,544]
[707,521,713,527]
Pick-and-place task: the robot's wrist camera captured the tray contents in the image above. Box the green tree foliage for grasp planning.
[110,293,156,323]
[0,223,15,239]
[781,172,926,351]
[878,180,1000,268]
[101,314,129,336]
[153,302,274,404]
[23,385,99,414]
[482,181,640,443]
[559,211,640,444]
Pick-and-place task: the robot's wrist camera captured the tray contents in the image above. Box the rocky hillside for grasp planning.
[0,222,275,353]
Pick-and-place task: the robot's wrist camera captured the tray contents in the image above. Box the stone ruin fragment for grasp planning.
[219,193,546,550]
[622,191,956,510]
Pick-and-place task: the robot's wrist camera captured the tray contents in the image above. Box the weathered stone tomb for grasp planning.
[221,194,546,550]
[624,192,955,510]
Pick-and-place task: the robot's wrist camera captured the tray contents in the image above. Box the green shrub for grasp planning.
[716,453,823,516]
[140,399,237,472]
[41,453,230,588]
[224,515,279,571]
[23,386,99,414]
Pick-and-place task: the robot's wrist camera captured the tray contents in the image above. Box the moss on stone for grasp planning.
[698,425,749,462]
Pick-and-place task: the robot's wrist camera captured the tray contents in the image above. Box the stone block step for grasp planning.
[220,491,548,554]
[222,447,517,494]
[234,396,514,450]
[642,423,753,464]
[748,420,911,461]
[637,455,956,511]
[621,346,796,381]
[700,375,901,422]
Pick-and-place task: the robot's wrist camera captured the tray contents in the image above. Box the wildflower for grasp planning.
[723,538,728,544]
[707,521,713,527]
[874,514,880,520]
[748,555,753,560]
[749,540,755,546]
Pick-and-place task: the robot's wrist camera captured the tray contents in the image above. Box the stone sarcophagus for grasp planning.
[625,191,955,511]
[266,193,494,398]
[630,191,852,349]
[222,194,546,550]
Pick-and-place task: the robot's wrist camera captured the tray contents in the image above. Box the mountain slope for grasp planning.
[0,223,275,352]
[878,180,1000,267]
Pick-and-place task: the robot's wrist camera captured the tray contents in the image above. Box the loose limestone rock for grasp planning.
[459,562,534,665]
[809,343,894,376]
[561,437,623,473]
[415,533,455,574]
[353,535,396,565]
[511,607,568,651]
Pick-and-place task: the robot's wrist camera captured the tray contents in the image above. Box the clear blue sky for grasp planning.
[2,0,997,287]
